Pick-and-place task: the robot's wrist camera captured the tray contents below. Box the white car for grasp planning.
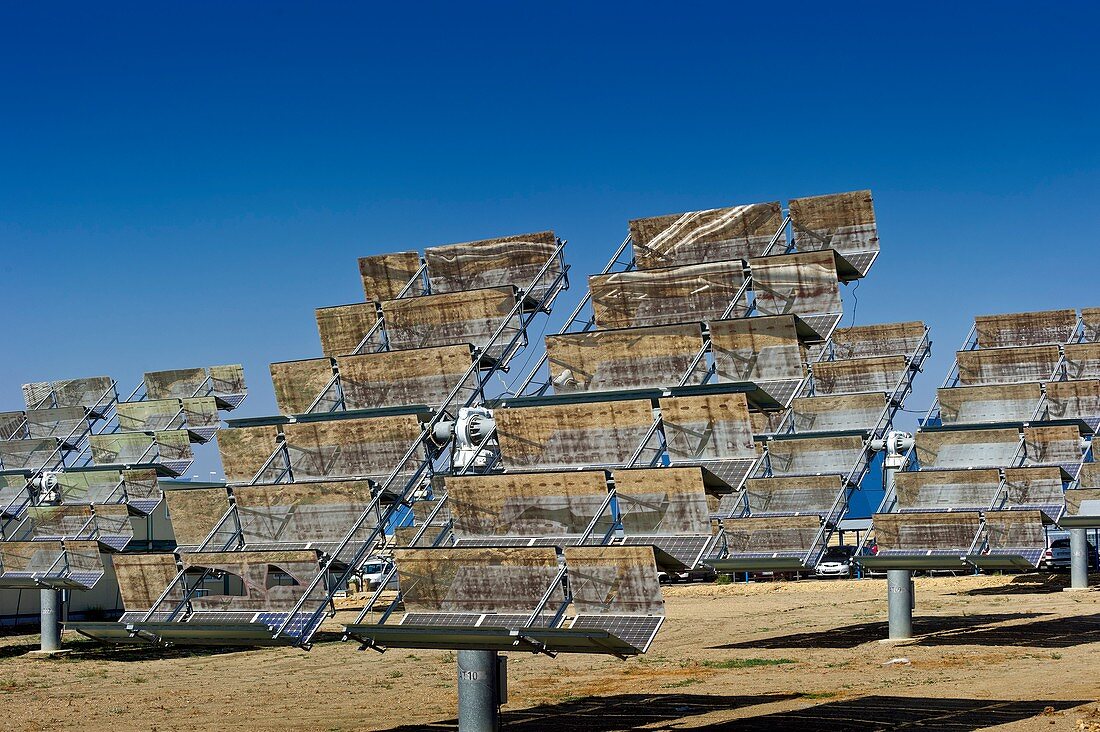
[816,546,856,578]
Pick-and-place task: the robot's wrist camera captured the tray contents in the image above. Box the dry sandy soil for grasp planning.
[2,572,1099,731]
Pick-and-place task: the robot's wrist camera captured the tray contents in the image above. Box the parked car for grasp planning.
[816,545,857,578]
[1039,538,1097,571]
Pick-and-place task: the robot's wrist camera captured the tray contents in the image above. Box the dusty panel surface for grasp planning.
[164,487,230,546]
[425,231,561,298]
[381,286,521,360]
[25,406,88,440]
[217,424,281,483]
[359,250,424,303]
[956,345,1060,386]
[1043,379,1100,422]
[1003,467,1066,509]
[938,383,1042,425]
[764,434,866,476]
[208,365,247,397]
[915,428,1021,469]
[722,515,821,553]
[112,553,182,609]
[90,433,156,465]
[0,411,24,440]
[154,431,193,462]
[55,470,123,504]
[22,376,115,411]
[144,369,208,400]
[788,190,878,276]
[744,475,842,515]
[831,321,926,359]
[1066,487,1100,515]
[1083,307,1100,342]
[336,344,474,410]
[894,469,1001,511]
[1064,343,1100,380]
[234,479,380,545]
[445,471,610,538]
[629,202,783,269]
[589,261,748,329]
[182,397,220,428]
[748,251,842,316]
[1021,425,1084,466]
[974,309,1078,348]
[25,505,97,538]
[565,545,664,615]
[872,511,981,551]
[283,414,424,481]
[546,323,706,393]
[791,393,888,433]
[0,438,59,470]
[183,550,324,611]
[812,355,908,395]
[0,540,104,578]
[494,400,655,470]
[614,466,711,534]
[660,393,756,463]
[315,302,381,357]
[394,547,563,614]
[270,358,336,415]
[982,510,1046,550]
[710,315,807,384]
[117,399,185,432]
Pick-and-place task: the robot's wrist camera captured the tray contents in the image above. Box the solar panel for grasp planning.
[764,434,867,477]
[871,511,981,552]
[0,438,63,471]
[915,428,1022,469]
[791,393,889,433]
[713,492,747,519]
[981,509,1046,556]
[569,614,664,653]
[812,355,909,395]
[1002,467,1067,510]
[973,309,1078,348]
[181,550,326,612]
[709,315,809,385]
[315,302,383,357]
[938,383,1043,425]
[721,515,821,555]
[25,406,88,441]
[1042,380,1100,422]
[358,250,424,303]
[545,323,707,393]
[830,321,927,359]
[788,190,878,277]
[337,344,476,410]
[620,535,713,569]
[111,553,182,610]
[894,469,1001,512]
[22,376,115,413]
[956,345,1060,386]
[216,424,282,483]
[90,430,194,469]
[659,392,756,464]
[564,546,665,615]
[588,260,749,329]
[1065,343,1100,380]
[1021,424,1085,467]
[424,231,562,299]
[283,414,424,481]
[629,202,783,269]
[144,368,208,401]
[0,540,105,590]
[0,411,26,440]
[1083,308,1100,343]
[744,475,843,516]
[402,612,483,627]
[1065,486,1100,519]
[381,285,524,361]
[234,479,375,546]
[747,251,843,316]
[270,358,337,415]
[614,466,711,535]
[163,487,231,547]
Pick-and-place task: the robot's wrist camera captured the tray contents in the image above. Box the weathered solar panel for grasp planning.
[974,309,1077,348]
[569,614,664,653]
[494,400,655,470]
[117,397,218,434]
[22,376,115,412]
[710,315,808,384]
[1064,343,1100,380]
[25,406,88,440]
[956,345,1060,386]
[764,434,867,477]
[112,553,182,609]
[915,428,1022,469]
[588,261,749,330]
[270,358,336,415]
[894,469,1001,511]
[444,470,611,538]
[564,546,664,615]
[164,487,230,547]
[216,424,281,483]
[182,550,325,611]
[1043,380,1100,422]
[722,515,821,553]
[872,511,981,551]
[1002,467,1066,510]
[748,250,843,316]
[1065,487,1100,517]
[660,393,756,464]
[545,323,706,393]
[336,344,475,410]
[1083,308,1100,343]
[381,286,523,360]
[0,540,104,589]
[620,535,713,569]
[982,509,1046,553]
[58,468,159,509]
[315,302,382,357]
[0,475,28,512]
[788,190,878,277]
[938,383,1042,425]
[144,368,207,401]
[812,355,908,395]
[830,321,926,359]
[395,547,564,614]
[90,430,193,467]
[744,475,843,516]
[208,365,247,402]
[425,231,561,298]
[234,479,375,545]
[283,414,424,481]
[0,411,25,440]
[750,409,787,435]
[0,437,60,471]
[25,504,133,548]
[1021,425,1084,467]
[1077,463,1100,490]
[791,393,888,433]
[614,466,711,534]
[358,251,424,303]
[629,202,783,269]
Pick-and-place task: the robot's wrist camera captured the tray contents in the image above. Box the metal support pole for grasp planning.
[40,588,62,653]
[886,569,913,640]
[1070,528,1089,590]
[457,649,502,732]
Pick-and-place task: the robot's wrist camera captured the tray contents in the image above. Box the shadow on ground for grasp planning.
[916,613,1100,648]
[959,573,1076,596]
[710,613,1043,650]
[374,694,1085,731]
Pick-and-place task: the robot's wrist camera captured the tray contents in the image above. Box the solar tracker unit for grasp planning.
[973,309,1078,348]
[747,250,845,317]
[380,285,524,360]
[424,231,562,299]
[811,355,909,395]
[969,509,1048,570]
[763,434,868,477]
[544,323,707,393]
[315,302,384,357]
[956,345,1061,386]
[233,479,376,547]
[743,475,844,517]
[861,512,980,570]
[894,469,1001,512]
[270,358,337,415]
[178,550,327,612]
[0,540,105,589]
[1065,343,1100,380]
[628,201,784,269]
[830,321,927,359]
[788,190,878,277]
[336,344,478,410]
[358,250,425,303]
[588,260,749,329]
[937,383,1043,425]
[914,427,1022,470]
[791,393,890,433]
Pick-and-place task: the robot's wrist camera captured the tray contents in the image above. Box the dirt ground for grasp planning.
[1,572,1098,731]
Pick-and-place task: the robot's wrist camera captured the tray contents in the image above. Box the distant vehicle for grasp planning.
[1040,538,1097,571]
[658,567,717,584]
[815,545,857,578]
[361,558,398,590]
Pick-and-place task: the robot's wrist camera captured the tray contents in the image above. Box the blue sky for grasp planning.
[1,2,1097,480]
